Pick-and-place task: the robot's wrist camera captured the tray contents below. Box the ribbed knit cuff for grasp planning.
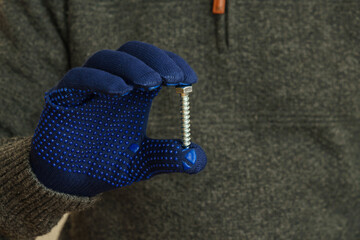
[0,137,98,240]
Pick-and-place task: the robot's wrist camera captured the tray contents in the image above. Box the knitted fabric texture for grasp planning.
[0,138,97,240]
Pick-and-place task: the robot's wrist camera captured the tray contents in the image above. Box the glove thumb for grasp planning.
[134,137,207,179]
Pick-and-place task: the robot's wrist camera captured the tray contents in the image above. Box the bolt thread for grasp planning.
[180,95,191,148]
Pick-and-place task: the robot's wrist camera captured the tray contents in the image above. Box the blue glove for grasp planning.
[30,41,207,197]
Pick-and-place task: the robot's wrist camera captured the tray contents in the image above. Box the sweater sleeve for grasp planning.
[0,138,98,240]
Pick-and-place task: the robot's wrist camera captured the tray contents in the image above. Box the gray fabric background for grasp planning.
[0,0,359,239]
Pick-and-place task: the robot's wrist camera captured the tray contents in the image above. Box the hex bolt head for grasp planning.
[176,86,193,96]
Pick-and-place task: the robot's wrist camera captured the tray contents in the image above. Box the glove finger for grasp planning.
[131,138,207,181]
[83,50,162,90]
[118,41,184,86]
[56,67,133,95]
[164,51,197,85]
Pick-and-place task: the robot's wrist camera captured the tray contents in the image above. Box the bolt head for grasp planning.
[176,86,192,95]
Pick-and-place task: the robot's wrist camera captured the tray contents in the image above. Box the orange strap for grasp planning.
[212,0,226,14]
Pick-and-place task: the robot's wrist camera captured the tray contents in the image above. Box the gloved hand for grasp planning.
[30,41,207,197]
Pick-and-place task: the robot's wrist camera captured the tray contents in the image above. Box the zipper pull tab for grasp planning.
[212,0,226,14]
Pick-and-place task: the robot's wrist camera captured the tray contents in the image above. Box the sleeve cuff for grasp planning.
[0,137,99,239]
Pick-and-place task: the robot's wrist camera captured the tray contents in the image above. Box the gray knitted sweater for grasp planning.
[0,0,359,239]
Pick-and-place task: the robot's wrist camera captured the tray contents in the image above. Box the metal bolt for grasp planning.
[176,86,192,148]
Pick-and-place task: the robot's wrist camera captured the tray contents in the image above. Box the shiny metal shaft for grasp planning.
[176,86,192,148]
